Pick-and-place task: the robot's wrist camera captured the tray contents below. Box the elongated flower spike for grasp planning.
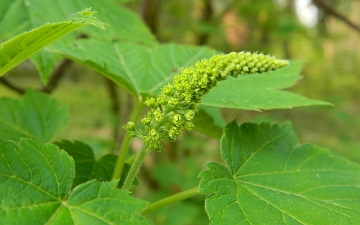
[124,51,288,152]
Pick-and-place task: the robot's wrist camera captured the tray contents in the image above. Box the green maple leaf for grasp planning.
[199,121,360,224]
[0,138,152,224]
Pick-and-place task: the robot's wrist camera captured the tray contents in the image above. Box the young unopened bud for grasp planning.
[145,97,158,108]
[184,122,194,131]
[153,110,162,122]
[123,122,135,131]
[150,129,159,140]
[168,97,179,107]
[184,109,196,121]
[173,114,182,127]
[141,116,151,125]
[168,127,179,141]
[162,84,173,96]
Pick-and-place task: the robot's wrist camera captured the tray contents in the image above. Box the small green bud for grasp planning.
[153,110,162,122]
[162,84,173,96]
[141,116,151,125]
[168,127,179,141]
[150,129,159,140]
[184,109,195,121]
[184,122,194,131]
[251,67,258,73]
[173,114,182,126]
[145,97,158,108]
[123,122,135,131]
[180,92,193,103]
[168,97,179,106]
[157,96,167,105]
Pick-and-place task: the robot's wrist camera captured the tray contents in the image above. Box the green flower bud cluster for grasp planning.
[124,52,288,152]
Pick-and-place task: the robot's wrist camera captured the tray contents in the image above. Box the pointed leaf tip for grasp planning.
[70,8,106,30]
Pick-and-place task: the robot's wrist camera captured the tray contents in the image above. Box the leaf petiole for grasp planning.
[141,186,200,215]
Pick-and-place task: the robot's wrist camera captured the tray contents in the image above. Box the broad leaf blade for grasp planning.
[0,138,74,224]
[0,8,104,77]
[0,0,157,82]
[202,61,331,110]
[0,138,152,225]
[55,140,117,188]
[199,121,360,224]
[50,40,218,97]
[57,180,151,224]
[0,89,69,142]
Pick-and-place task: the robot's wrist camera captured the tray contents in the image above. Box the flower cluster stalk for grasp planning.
[122,145,147,190]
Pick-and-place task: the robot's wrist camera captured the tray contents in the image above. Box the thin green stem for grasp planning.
[112,100,144,180]
[141,186,200,215]
[122,145,148,190]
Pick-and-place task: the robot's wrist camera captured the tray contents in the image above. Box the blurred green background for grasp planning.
[1,0,360,224]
